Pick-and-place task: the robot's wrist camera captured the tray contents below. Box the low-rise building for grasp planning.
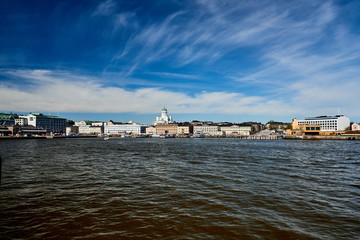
[89,126,103,135]
[8,125,47,136]
[193,124,220,136]
[220,124,252,136]
[295,115,350,132]
[146,126,156,135]
[15,117,28,126]
[78,125,91,135]
[352,123,360,131]
[0,125,12,136]
[288,115,351,135]
[155,124,178,135]
[105,122,147,135]
[177,124,193,135]
[66,126,79,135]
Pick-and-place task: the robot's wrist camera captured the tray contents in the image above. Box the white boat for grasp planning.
[193,131,205,138]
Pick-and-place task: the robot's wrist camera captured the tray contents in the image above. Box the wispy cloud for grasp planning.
[93,0,116,16]
[146,72,199,79]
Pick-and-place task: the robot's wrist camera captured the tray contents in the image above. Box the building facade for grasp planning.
[105,123,147,135]
[352,123,360,131]
[193,125,220,136]
[220,125,252,136]
[155,124,178,135]
[24,113,66,133]
[146,126,156,135]
[177,125,193,135]
[295,115,350,132]
[15,117,28,126]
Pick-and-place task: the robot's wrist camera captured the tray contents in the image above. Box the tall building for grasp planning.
[153,107,175,125]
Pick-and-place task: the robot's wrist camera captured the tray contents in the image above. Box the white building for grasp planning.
[92,122,106,127]
[15,117,28,126]
[78,125,91,135]
[153,107,175,125]
[193,125,221,136]
[105,121,147,135]
[74,121,87,126]
[220,125,252,136]
[297,115,350,132]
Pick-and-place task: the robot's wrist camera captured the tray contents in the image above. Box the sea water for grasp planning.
[0,138,359,239]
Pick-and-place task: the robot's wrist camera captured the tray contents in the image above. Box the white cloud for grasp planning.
[0,69,298,117]
[1,69,359,119]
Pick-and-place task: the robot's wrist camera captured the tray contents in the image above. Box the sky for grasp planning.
[1,0,360,124]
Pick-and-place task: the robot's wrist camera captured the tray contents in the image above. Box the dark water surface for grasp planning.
[0,138,359,239]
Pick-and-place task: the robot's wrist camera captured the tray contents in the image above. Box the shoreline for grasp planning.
[1,135,359,140]
[283,135,360,140]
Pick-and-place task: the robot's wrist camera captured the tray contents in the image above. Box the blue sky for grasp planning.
[1,0,360,124]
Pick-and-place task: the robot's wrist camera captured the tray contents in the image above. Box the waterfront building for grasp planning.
[288,115,351,136]
[15,117,28,126]
[153,107,175,125]
[155,124,178,135]
[193,124,221,136]
[24,113,66,133]
[220,125,252,136]
[177,124,193,135]
[0,113,15,126]
[104,121,147,135]
[352,123,360,131]
[243,122,264,132]
[77,125,103,135]
[146,126,156,135]
[295,115,350,132]
[66,126,79,135]
[7,125,47,136]
[89,126,103,135]
[0,125,12,136]
[78,125,91,135]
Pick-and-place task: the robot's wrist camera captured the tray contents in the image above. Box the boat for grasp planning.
[193,131,205,138]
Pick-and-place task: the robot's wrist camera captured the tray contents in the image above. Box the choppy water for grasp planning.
[0,138,359,239]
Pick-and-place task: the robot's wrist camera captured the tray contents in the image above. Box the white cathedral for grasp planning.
[153,107,175,125]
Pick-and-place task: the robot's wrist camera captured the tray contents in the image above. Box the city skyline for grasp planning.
[1,0,360,124]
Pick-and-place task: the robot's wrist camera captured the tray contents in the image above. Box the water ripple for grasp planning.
[0,138,359,239]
